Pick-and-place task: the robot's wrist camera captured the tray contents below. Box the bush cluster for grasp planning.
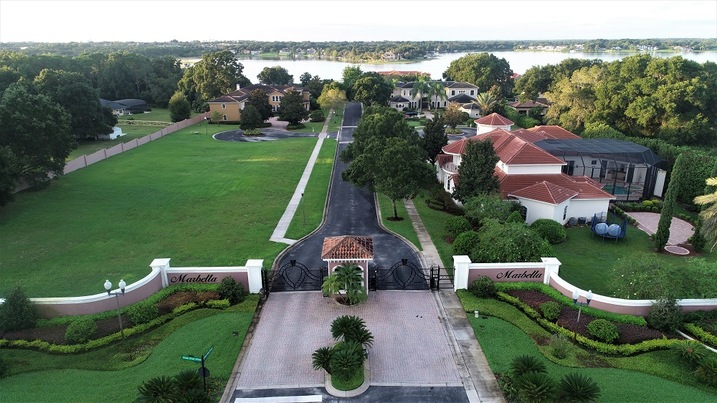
[64,317,97,344]
[503,355,601,403]
[530,219,567,244]
[424,186,464,215]
[452,230,481,256]
[647,298,683,332]
[309,109,325,122]
[127,301,159,325]
[539,301,561,322]
[587,319,619,343]
[444,216,472,239]
[469,276,496,298]
[218,277,245,305]
[0,286,39,332]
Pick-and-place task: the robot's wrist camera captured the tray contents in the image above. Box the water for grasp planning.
[230,51,717,82]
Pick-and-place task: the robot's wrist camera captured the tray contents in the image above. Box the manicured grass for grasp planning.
[376,194,422,251]
[68,127,157,160]
[289,108,345,134]
[284,139,337,240]
[459,292,717,400]
[552,226,716,296]
[121,108,175,122]
[0,126,318,298]
[412,194,458,267]
[331,364,364,391]
[0,297,257,402]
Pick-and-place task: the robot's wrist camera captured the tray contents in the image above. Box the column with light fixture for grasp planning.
[104,279,127,338]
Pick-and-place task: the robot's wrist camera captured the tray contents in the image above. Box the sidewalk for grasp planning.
[269,112,333,245]
[404,199,505,403]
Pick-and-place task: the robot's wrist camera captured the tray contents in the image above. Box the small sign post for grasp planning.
[181,345,215,393]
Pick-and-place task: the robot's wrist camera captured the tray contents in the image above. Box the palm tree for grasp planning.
[517,371,556,403]
[312,346,334,374]
[174,369,203,397]
[329,340,364,381]
[322,264,367,305]
[510,355,547,377]
[410,76,431,112]
[694,177,717,251]
[473,92,497,117]
[136,376,176,402]
[331,315,373,347]
[425,81,447,110]
[556,373,601,403]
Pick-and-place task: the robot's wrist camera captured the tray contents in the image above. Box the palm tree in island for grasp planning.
[426,81,447,110]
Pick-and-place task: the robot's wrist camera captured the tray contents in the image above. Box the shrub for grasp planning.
[469,276,497,298]
[540,301,561,322]
[206,299,230,309]
[331,315,373,348]
[647,298,683,332]
[530,219,567,244]
[309,109,325,122]
[452,230,481,255]
[556,373,601,403]
[549,333,572,359]
[675,340,708,366]
[506,211,524,223]
[218,277,245,305]
[695,356,717,387]
[587,319,619,343]
[510,355,547,377]
[0,286,39,332]
[312,346,333,374]
[517,371,555,403]
[471,221,553,263]
[444,216,472,239]
[330,340,364,381]
[64,317,97,344]
[126,300,159,325]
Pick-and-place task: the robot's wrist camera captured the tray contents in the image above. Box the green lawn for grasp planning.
[0,298,256,402]
[68,126,158,160]
[552,226,716,295]
[411,194,459,267]
[0,125,319,298]
[289,108,344,134]
[376,194,422,251]
[120,108,176,122]
[461,292,717,401]
[284,139,337,240]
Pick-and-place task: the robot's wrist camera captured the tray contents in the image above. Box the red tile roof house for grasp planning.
[435,113,666,225]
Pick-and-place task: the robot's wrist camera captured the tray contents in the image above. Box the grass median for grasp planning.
[0,126,320,298]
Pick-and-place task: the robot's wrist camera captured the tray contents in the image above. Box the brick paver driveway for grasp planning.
[234,291,462,389]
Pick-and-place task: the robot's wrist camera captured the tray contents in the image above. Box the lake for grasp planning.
[229,51,717,82]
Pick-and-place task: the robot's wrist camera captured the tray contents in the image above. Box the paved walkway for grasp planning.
[269,112,333,245]
[626,212,695,245]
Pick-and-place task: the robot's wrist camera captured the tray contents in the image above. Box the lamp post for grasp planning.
[104,279,127,338]
[572,289,593,338]
[301,192,306,225]
[204,116,209,136]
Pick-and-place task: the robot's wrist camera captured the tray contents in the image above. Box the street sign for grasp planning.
[203,345,214,360]
[181,355,202,362]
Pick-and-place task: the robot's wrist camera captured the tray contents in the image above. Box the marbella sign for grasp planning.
[495,270,543,280]
[169,273,219,284]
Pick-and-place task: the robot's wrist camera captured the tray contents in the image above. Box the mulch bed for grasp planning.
[506,289,671,344]
[0,291,221,345]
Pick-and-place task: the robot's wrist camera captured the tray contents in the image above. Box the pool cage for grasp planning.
[534,138,668,201]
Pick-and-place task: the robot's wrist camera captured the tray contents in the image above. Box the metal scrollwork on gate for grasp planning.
[270,260,326,292]
[374,258,430,290]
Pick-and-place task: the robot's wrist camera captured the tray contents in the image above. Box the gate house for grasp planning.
[321,236,374,293]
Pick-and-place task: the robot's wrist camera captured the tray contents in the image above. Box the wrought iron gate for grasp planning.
[264,260,326,293]
[369,259,430,291]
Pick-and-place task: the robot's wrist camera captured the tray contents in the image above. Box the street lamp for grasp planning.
[204,116,209,136]
[572,289,593,335]
[104,279,127,338]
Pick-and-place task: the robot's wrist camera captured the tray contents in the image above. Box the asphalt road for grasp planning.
[276,102,423,284]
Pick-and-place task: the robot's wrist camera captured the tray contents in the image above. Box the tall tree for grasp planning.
[257,66,293,85]
[352,72,391,107]
[299,72,313,86]
[443,52,514,98]
[654,153,687,250]
[409,76,431,111]
[421,115,448,165]
[168,91,191,122]
[545,65,603,132]
[277,89,308,125]
[443,102,467,129]
[341,65,363,100]
[247,89,273,121]
[426,81,447,109]
[694,177,717,252]
[178,50,248,111]
[34,69,115,139]
[240,104,263,130]
[0,83,73,193]
[317,82,348,111]
[472,92,497,116]
[453,138,500,203]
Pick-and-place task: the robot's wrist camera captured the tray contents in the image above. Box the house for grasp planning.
[507,99,549,116]
[207,84,310,123]
[435,113,668,224]
[390,80,478,111]
[321,236,374,293]
[100,98,148,116]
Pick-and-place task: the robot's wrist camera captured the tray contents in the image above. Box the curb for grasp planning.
[324,356,371,398]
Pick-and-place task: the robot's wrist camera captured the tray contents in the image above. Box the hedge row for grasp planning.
[497,292,680,356]
[684,323,717,349]
[495,282,647,326]
[0,298,231,354]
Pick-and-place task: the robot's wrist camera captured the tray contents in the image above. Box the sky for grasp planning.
[0,0,715,43]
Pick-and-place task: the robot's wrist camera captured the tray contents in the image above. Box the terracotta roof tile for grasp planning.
[526,126,580,140]
[508,181,578,204]
[475,113,513,126]
[321,236,374,260]
[498,173,616,201]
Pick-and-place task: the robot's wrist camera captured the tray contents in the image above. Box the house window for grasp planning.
[520,206,527,220]
[272,95,281,102]
[222,114,227,121]
[470,90,475,95]
[221,103,226,109]
[562,160,575,176]
[563,206,568,220]
[451,90,455,95]
[591,160,597,165]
